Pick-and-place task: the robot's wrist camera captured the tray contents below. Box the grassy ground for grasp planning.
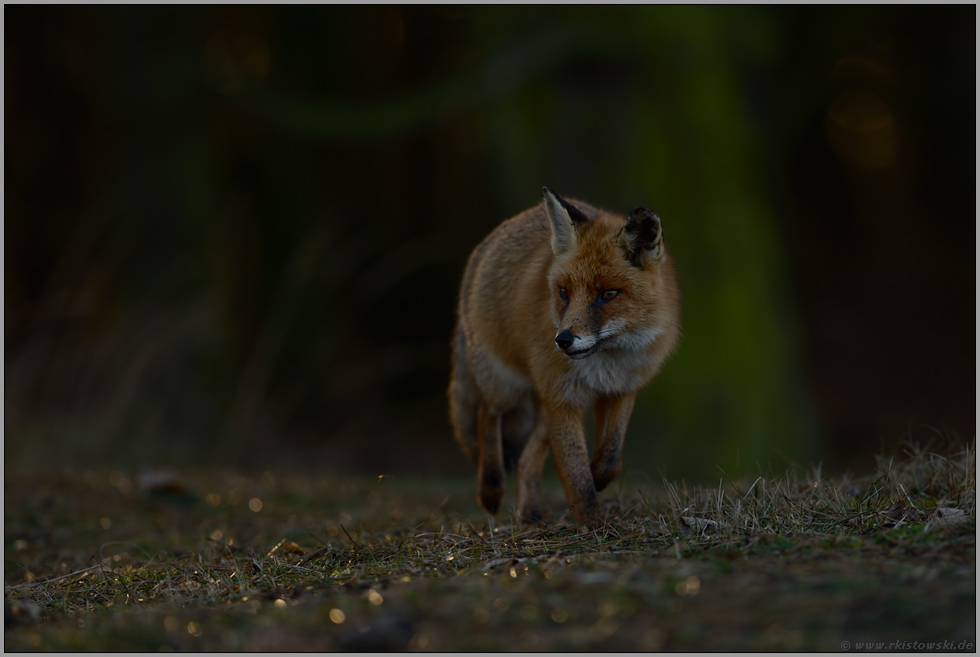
[4,442,976,652]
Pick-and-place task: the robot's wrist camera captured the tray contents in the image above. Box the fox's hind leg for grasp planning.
[477,402,505,515]
[516,412,549,523]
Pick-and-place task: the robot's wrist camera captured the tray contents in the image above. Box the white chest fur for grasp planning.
[556,348,659,406]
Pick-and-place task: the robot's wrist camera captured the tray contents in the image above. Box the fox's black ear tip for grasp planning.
[542,186,553,196]
[627,206,659,221]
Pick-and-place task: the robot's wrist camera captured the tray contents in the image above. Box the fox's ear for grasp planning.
[621,206,664,266]
[543,186,590,256]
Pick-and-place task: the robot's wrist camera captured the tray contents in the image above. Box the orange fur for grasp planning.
[448,188,681,526]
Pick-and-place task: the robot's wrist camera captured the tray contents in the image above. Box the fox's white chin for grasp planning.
[562,342,603,360]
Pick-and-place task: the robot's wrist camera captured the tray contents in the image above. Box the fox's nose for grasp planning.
[555,330,575,351]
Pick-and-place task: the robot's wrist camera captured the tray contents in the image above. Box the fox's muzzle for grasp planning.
[555,330,601,359]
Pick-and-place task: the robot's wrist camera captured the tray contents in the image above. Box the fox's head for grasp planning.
[543,186,677,360]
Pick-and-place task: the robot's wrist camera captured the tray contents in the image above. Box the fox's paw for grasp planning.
[478,489,502,515]
[478,470,504,515]
[569,487,605,528]
[574,508,608,530]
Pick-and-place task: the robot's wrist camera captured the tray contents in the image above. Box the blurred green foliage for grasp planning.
[5,6,974,480]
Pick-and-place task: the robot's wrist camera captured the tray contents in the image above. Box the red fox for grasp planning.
[449,187,681,527]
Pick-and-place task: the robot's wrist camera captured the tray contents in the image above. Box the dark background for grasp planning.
[5,6,975,482]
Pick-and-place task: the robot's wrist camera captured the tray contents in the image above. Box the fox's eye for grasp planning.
[602,289,620,300]
[558,286,568,298]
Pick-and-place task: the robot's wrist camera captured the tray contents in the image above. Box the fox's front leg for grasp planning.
[477,402,505,515]
[544,402,603,527]
[591,393,636,492]
[516,413,549,523]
